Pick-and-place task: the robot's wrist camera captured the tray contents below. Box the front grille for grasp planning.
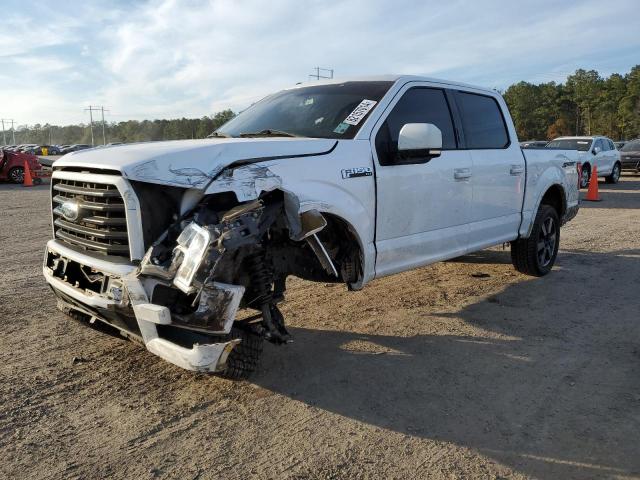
[52,178,130,257]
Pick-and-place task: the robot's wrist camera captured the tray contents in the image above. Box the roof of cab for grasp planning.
[553,136,606,140]
[288,75,497,95]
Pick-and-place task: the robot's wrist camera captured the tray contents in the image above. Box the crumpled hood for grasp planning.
[53,137,337,189]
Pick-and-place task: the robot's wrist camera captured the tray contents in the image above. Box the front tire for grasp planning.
[605,162,621,184]
[511,204,560,277]
[8,166,24,184]
[217,325,264,380]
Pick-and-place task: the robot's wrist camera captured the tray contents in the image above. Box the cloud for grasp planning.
[2,0,639,125]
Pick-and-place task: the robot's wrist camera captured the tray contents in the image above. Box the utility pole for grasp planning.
[84,105,109,147]
[1,119,5,145]
[100,106,109,145]
[85,106,96,145]
[2,119,16,144]
[85,106,109,145]
[309,67,334,81]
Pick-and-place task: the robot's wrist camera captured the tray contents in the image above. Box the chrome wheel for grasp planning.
[8,167,24,184]
[537,217,557,268]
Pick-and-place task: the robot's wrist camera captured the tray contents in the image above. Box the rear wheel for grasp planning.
[605,162,621,184]
[580,165,590,189]
[217,325,264,380]
[511,204,560,277]
[8,166,24,184]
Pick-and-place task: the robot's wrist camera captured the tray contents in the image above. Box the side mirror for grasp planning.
[398,123,442,159]
[593,146,601,155]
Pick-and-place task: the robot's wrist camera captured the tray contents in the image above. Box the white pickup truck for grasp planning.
[44,76,579,378]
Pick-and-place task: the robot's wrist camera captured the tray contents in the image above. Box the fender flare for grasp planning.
[519,165,568,239]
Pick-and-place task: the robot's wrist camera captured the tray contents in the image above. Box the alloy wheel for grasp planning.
[9,167,24,184]
[537,217,557,267]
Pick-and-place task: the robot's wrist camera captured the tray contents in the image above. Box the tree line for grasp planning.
[5,110,236,146]
[503,65,640,141]
[5,65,640,146]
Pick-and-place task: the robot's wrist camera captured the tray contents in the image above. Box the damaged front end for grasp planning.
[127,187,360,375]
[44,169,362,377]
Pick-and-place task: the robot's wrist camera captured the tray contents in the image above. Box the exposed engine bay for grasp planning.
[138,189,362,347]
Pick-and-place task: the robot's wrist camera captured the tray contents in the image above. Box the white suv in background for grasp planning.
[547,136,621,188]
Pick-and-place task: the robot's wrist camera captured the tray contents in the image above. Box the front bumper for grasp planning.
[43,239,242,372]
[620,156,640,171]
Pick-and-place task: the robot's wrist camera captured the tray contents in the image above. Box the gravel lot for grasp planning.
[1,177,639,480]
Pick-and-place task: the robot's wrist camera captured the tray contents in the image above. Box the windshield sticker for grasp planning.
[343,99,377,126]
[333,122,350,134]
[303,97,314,106]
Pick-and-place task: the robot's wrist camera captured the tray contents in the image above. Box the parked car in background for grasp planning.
[17,144,38,153]
[619,139,640,173]
[30,145,61,155]
[0,149,43,183]
[614,141,626,150]
[546,136,621,187]
[44,76,580,378]
[521,140,548,148]
[60,144,92,154]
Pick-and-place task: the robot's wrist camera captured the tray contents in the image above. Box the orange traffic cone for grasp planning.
[584,165,601,201]
[23,160,34,187]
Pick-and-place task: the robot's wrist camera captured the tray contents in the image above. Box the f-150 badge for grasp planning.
[341,167,373,179]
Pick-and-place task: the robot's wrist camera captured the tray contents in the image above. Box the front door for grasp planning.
[372,84,472,277]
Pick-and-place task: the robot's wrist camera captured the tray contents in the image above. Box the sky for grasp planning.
[0,0,639,127]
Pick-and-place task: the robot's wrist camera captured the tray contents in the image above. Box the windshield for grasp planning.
[546,139,592,151]
[621,140,640,152]
[215,81,393,139]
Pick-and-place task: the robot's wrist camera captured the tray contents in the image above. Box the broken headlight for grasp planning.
[173,222,211,294]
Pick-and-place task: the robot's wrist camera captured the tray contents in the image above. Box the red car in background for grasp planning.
[0,149,43,183]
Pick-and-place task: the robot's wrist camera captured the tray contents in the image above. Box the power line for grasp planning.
[309,67,334,81]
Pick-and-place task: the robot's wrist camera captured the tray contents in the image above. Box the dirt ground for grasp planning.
[1,176,639,480]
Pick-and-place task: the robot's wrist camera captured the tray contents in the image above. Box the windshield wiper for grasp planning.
[207,131,231,138]
[238,129,299,138]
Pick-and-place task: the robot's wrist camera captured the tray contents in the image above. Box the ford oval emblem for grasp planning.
[60,200,80,221]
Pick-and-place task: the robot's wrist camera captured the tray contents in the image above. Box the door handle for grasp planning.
[454,168,472,180]
[510,165,525,175]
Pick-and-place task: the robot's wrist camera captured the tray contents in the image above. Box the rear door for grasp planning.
[372,83,472,277]
[451,90,524,250]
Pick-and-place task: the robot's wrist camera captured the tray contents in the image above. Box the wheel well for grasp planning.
[540,185,565,218]
[318,213,364,283]
[581,162,591,173]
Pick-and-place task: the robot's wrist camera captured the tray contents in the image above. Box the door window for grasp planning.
[455,92,509,149]
[375,87,457,166]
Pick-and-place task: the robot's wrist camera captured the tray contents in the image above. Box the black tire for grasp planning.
[8,166,24,184]
[579,164,590,189]
[605,162,621,184]
[217,325,264,380]
[511,204,560,277]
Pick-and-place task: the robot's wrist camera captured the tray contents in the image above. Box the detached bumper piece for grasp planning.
[43,239,245,373]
